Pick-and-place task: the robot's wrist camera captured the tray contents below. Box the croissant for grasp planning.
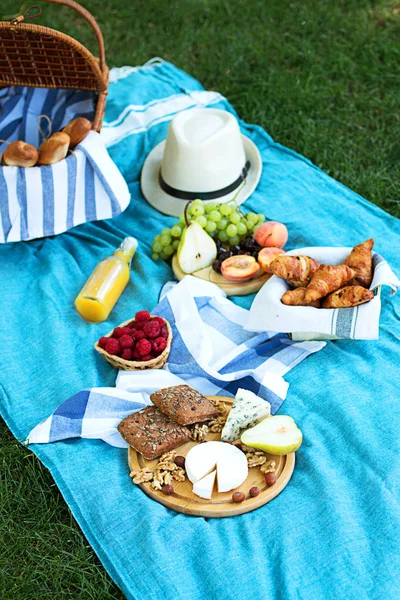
[269,255,320,283]
[282,287,321,308]
[322,285,374,308]
[305,264,355,302]
[344,238,374,288]
[291,280,308,288]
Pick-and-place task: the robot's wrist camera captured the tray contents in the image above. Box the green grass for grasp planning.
[1,0,400,597]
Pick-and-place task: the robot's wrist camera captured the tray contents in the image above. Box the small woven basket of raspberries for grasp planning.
[94,311,172,370]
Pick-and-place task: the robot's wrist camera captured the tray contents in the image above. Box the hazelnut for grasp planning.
[249,486,260,497]
[174,455,186,468]
[232,491,245,503]
[264,472,277,487]
[162,484,174,495]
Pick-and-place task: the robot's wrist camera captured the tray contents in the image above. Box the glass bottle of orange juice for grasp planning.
[74,237,138,322]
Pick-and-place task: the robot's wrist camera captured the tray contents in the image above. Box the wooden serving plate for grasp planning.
[128,396,295,518]
[172,254,271,297]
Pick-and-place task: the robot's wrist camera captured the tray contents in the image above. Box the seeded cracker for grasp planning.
[150,385,218,425]
[118,406,191,460]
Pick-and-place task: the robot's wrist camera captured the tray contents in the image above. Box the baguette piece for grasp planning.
[62,117,91,147]
[117,406,191,460]
[3,141,38,167]
[305,264,355,303]
[321,285,374,308]
[38,132,70,165]
[269,255,320,283]
[344,238,374,288]
[281,287,321,307]
[150,385,218,426]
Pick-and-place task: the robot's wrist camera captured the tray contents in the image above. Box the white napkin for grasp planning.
[246,247,399,340]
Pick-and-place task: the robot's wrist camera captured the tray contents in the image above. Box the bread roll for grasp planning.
[62,118,91,147]
[3,141,38,167]
[38,132,70,165]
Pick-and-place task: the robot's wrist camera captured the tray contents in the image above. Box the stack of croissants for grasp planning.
[1,117,91,167]
[266,239,375,309]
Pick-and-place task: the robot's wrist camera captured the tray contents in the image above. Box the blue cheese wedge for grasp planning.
[221,388,271,442]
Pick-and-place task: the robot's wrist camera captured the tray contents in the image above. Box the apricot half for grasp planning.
[258,247,286,273]
[221,255,260,282]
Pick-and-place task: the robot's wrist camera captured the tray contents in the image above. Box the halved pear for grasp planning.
[241,415,302,455]
[177,222,217,274]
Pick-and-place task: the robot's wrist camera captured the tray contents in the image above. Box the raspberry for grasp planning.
[105,338,121,356]
[132,329,145,341]
[132,346,143,361]
[136,338,152,356]
[143,320,161,339]
[135,310,151,322]
[160,326,168,339]
[113,327,130,339]
[121,349,133,361]
[141,354,153,362]
[152,337,167,354]
[152,316,165,327]
[132,321,145,331]
[120,334,134,349]
[98,336,109,349]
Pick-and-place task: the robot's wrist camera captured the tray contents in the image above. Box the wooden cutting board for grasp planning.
[128,396,295,518]
[171,254,271,296]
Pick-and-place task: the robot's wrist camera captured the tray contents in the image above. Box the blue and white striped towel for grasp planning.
[0,87,130,243]
[27,276,325,447]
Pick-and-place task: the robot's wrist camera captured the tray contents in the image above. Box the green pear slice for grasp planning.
[241,415,302,455]
[177,222,217,274]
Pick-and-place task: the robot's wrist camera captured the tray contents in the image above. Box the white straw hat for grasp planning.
[141,108,262,216]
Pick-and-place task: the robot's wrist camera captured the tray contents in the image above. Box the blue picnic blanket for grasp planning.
[1,59,400,600]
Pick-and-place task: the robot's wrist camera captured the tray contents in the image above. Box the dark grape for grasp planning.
[218,250,230,262]
[231,245,241,254]
[252,252,259,259]
[241,238,256,251]
[212,259,222,273]
[216,240,222,249]
[238,250,251,256]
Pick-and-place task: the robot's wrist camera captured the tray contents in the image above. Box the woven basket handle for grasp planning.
[37,0,106,75]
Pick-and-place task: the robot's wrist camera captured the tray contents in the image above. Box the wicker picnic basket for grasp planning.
[94,318,173,371]
[0,0,108,132]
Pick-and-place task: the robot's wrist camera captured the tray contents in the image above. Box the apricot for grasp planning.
[253,221,288,248]
[258,247,286,273]
[221,255,260,282]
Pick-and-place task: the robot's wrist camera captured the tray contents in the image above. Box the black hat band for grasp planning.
[158,161,250,201]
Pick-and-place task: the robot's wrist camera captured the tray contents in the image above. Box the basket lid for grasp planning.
[0,22,107,92]
[0,2,108,93]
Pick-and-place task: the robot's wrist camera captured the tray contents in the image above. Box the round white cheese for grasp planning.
[186,441,248,496]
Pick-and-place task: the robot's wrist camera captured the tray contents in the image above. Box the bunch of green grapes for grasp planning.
[151,199,265,261]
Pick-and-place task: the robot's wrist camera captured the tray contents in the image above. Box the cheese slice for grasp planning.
[221,388,271,442]
[216,444,248,492]
[192,470,216,499]
[186,441,248,495]
[185,441,222,483]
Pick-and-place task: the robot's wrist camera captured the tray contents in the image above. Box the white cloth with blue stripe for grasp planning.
[26,276,325,447]
[247,247,400,340]
[0,87,130,243]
